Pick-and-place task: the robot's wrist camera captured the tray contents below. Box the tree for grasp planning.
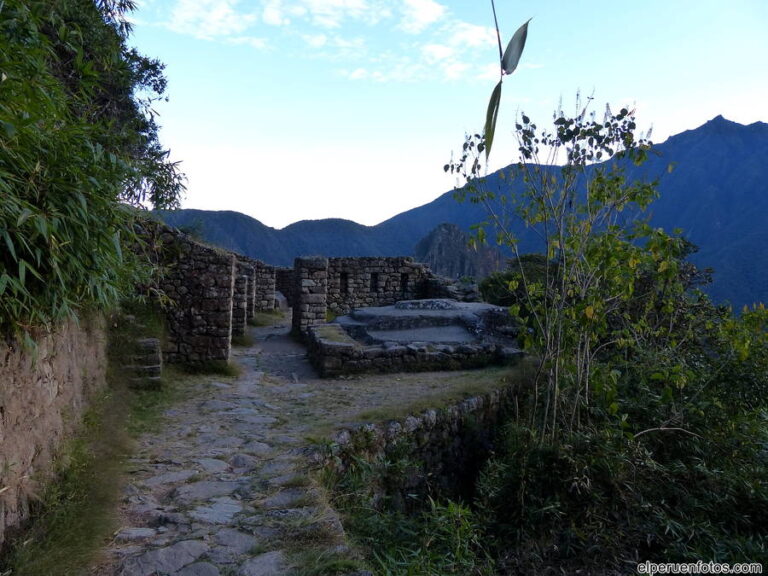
[449,103,768,569]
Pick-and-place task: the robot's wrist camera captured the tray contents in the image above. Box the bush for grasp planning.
[479,254,550,307]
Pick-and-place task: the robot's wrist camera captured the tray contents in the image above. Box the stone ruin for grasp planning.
[140,224,519,377]
[307,299,521,377]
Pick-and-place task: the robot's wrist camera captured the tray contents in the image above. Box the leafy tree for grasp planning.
[448,103,768,569]
[0,0,183,334]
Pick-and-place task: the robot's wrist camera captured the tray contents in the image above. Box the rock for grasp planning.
[143,469,198,487]
[195,458,230,473]
[115,527,157,542]
[188,497,243,524]
[173,481,242,502]
[177,562,221,576]
[260,488,311,510]
[120,539,208,576]
[237,550,287,576]
[214,528,258,553]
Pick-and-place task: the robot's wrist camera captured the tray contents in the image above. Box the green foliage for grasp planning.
[325,447,495,576]
[483,2,530,160]
[479,254,549,307]
[446,103,768,569]
[0,0,184,335]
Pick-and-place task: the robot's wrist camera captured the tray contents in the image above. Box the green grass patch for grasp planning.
[249,309,285,327]
[231,332,255,347]
[312,324,357,345]
[353,361,534,425]
[291,549,368,576]
[0,388,129,576]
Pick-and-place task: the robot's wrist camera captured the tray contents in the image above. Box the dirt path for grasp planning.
[91,317,514,576]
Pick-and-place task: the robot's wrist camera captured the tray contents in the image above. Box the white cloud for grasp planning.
[262,0,289,26]
[228,36,269,49]
[478,62,501,81]
[441,60,468,79]
[302,33,328,47]
[348,67,368,79]
[298,0,389,28]
[169,0,257,38]
[421,43,453,64]
[445,21,496,48]
[399,0,446,34]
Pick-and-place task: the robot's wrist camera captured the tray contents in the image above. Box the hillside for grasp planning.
[155,116,768,308]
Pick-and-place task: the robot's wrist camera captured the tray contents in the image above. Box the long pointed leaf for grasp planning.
[484,80,503,160]
[501,18,531,75]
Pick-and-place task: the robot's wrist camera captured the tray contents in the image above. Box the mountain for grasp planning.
[414,223,503,280]
[155,115,768,308]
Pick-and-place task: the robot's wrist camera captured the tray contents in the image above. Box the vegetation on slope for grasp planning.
[0,0,183,336]
[328,107,768,575]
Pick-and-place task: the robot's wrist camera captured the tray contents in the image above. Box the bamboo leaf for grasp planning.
[484,80,502,160]
[2,230,17,261]
[501,18,531,75]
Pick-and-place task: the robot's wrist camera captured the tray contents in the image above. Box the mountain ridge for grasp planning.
[156,115,768,308]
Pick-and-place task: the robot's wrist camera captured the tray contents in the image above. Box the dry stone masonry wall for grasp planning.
[327,257,431,315]
[291,257,329,336]
[291,256,441,337]
[0,317,107,547]
[275,267,294,306]
[232,273,249,338]
[322,384,517,509]
[156,228,236,365]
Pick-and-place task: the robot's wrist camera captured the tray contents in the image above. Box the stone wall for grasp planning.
[291,257,329,336]
[321,384,517,510]
[253,261,277,312]
[156,228,235,365]
[290,256,446,337]
[236,261,256,323]
[275,267,294,306]
[326,257,430,315]
[0,316,107,547]
[306,324,520,377]
[232,273,249,338]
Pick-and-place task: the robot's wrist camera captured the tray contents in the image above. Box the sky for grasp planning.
[130,0,768,229]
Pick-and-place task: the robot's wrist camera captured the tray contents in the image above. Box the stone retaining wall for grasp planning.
[0,316,107,547]
[306,324,519,377]
[322,384,517,509]
[236,261,256,323]
[232,273,249,338]
[290,256,448,337]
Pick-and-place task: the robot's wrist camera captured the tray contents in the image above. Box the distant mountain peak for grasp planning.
[702,114,740,130]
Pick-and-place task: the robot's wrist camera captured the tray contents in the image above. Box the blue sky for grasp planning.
[131,0,768,228]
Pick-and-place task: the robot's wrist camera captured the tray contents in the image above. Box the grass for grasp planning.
[302,359,537,440]
[311,324,357,345]
[231,332,255,347]
[249,309,285,327]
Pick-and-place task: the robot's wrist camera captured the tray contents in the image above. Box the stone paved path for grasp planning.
[91,319,360,576]
[90,314,515,576]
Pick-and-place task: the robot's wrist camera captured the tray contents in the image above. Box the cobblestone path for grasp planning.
[92,319,363,576]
